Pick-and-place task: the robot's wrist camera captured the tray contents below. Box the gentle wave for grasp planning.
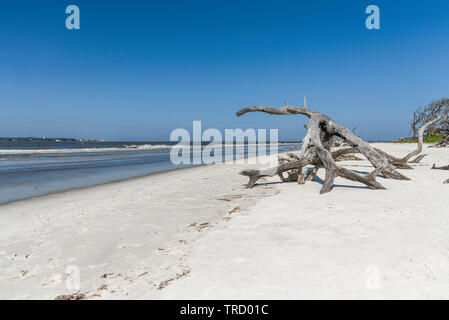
[0,144,173,154]
[121,144,174,150]
[0,142,301,155]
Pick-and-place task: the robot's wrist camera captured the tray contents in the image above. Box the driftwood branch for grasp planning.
[237,104,410,194]
[432,164,449,170]
[431,164,449,184]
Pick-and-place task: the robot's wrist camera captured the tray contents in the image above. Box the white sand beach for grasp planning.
[1,143,448,299]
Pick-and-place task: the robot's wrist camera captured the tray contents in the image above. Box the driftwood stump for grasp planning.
[236,104,413,194]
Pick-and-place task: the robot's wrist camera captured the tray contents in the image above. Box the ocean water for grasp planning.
[0,141,301,205]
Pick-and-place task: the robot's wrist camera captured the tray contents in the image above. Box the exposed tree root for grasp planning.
[237,104,410,193]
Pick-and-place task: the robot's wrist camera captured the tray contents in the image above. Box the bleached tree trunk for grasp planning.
[384,105,449,165]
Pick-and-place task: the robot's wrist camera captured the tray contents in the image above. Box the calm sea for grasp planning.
[0,141,301,205]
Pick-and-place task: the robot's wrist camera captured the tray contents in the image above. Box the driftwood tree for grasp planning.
[379,100,449,169]
[409,107,426,138]
[236,104,412,194]
[423,99,449,184]
[410,98,449,147]
[236,101,449,193]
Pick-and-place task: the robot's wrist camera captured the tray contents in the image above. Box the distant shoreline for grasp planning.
[0,136,396,144]
[1,137,80,142]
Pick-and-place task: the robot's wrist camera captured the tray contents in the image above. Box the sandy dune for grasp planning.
[1,143,448,299]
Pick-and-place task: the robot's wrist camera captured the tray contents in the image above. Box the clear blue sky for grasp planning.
[1,0,448,141]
